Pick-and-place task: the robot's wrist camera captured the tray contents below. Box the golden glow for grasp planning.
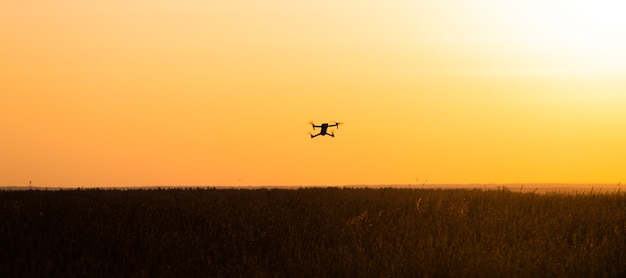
[498,1,626,79]
[2,1,626,187]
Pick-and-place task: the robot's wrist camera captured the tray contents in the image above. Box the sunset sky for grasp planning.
[3,0,626,187]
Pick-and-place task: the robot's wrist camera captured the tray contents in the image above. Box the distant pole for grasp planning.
[29,180,32,190]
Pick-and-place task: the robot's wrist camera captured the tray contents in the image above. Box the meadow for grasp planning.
[1,187,625,277]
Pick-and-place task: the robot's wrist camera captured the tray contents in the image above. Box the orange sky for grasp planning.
[2,0,626,187]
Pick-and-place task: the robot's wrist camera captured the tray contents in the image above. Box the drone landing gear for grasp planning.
[310,133,334,138]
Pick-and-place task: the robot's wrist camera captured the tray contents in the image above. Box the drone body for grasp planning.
[310,122,340,138]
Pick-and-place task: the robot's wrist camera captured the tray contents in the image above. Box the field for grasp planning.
[2,187,625,277]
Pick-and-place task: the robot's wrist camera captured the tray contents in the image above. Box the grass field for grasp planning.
[2,187,625,277]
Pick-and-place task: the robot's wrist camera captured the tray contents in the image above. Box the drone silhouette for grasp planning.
[309,122,341,138]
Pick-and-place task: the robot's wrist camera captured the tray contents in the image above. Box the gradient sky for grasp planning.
[3,0,626,187]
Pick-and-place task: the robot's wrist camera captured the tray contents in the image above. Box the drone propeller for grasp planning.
[333,121,343,128]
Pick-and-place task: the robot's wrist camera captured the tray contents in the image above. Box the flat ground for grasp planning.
[2,187,625,277]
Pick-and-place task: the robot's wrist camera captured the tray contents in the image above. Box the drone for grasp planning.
[309,122,341,138]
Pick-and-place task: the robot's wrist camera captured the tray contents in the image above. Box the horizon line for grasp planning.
[1,182,622,190]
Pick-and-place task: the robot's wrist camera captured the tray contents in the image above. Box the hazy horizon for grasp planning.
[3,182,623,195]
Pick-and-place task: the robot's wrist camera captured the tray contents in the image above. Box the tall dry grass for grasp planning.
[1,187,625,276]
